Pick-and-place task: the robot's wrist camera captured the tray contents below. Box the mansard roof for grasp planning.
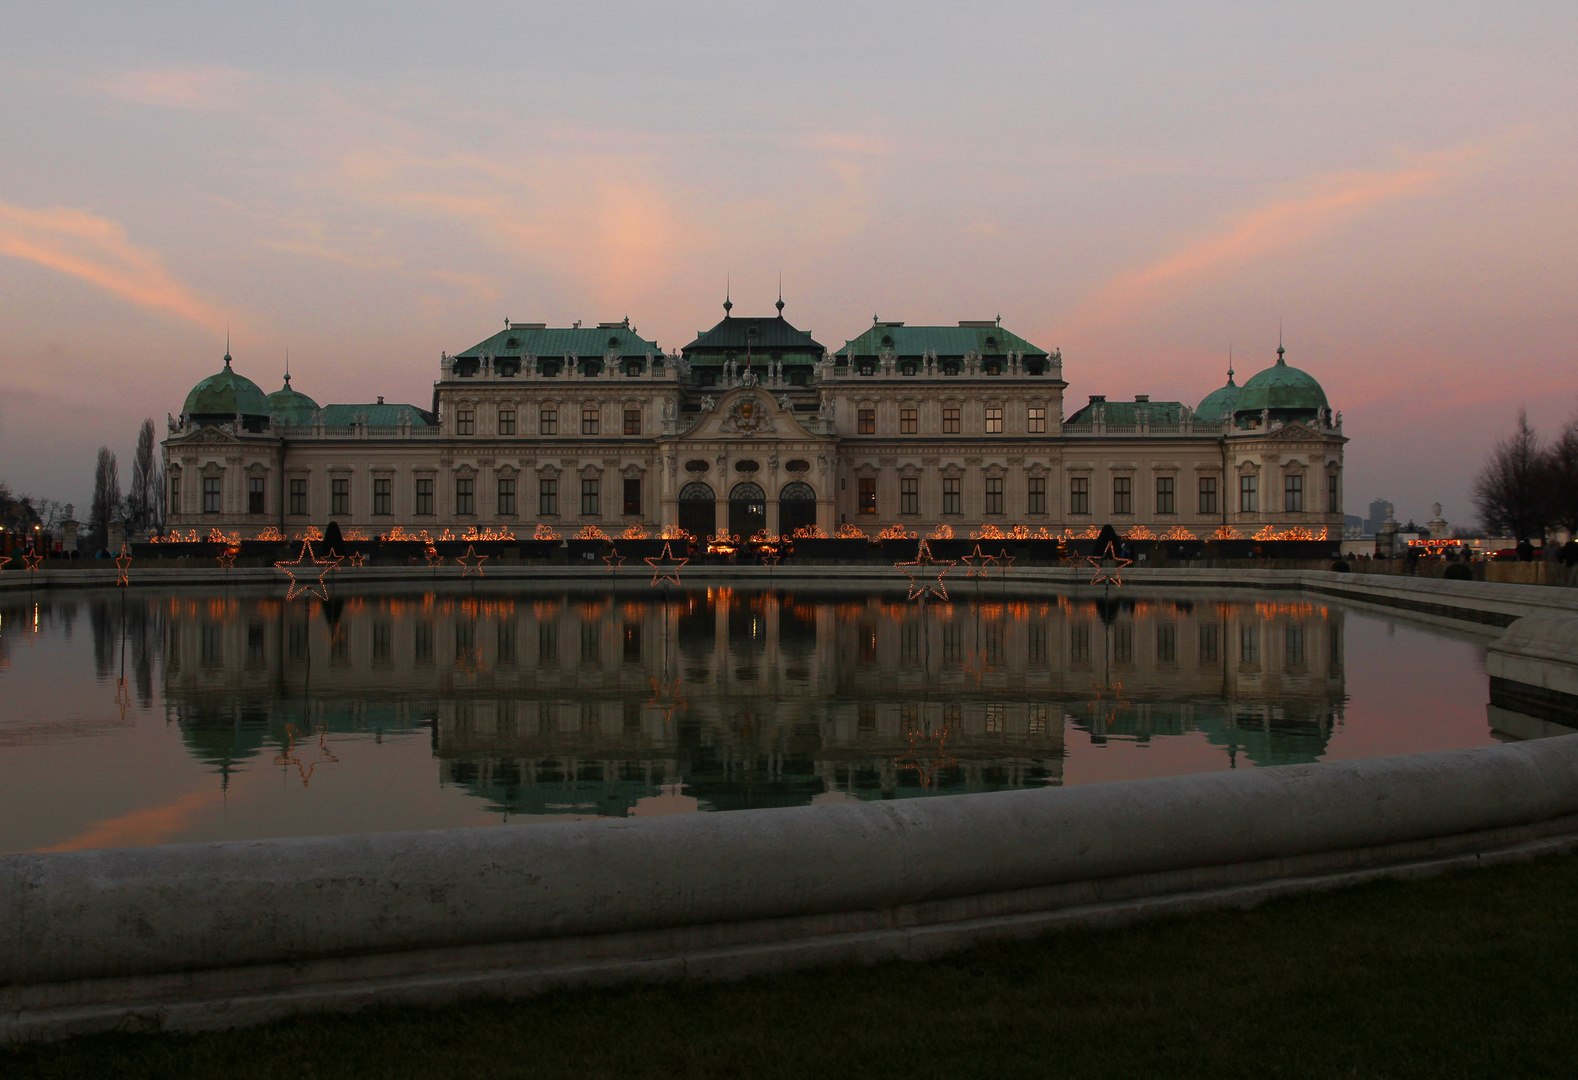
[1065,396,1188,426]
[682,313,826,360]
[456,320,660,359]
[839,322,1050,360]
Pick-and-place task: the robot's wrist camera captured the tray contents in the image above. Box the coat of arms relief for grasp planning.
[719,393,775,435]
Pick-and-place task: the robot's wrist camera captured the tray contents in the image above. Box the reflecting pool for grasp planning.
[0,583,1524,852]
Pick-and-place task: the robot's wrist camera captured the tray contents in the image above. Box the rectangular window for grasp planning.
[581,478,599,516]
[454,478,474,515]
[331,478,349,517]
[204,476,224,514]
[942,477,961,515]
[415,478,434,516]
[1240,475,1258,513]
[1069,476,1089,515]
[539,477,558,515]
[623,478,641,516]
[984,477,1004,515]
[456,409,475,435]
[858,408,876,434]
[1027,476,1046,515]
[248,476,265,515]
[1028,406,1047,433]
[373,478,391,515]
[1328,473,1339,513]
[1199,476,1218,515]
[1285,474,1304,512]
[899,408,917,434]
[942,406,960,433]
[985,406,1003,433]
[539,407,557,435]
[858,477,877,515]
[582,407,599,435]
[498,408,515,435]
[498,478,516,516]
[1155,476,1175,515]
[624,408,641,436]
[1112,476,1132,515]
[170,474,181,512]
[287,478,306,516]
[900,477,918,515]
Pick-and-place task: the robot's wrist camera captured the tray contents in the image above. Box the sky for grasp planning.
[2,2,1576,526]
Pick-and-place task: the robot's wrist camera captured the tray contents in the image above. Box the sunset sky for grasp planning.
[2,2,1575,527]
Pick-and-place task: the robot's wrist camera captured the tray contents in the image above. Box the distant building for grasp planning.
[161,299,1348,539]
[1362,498,1394,539]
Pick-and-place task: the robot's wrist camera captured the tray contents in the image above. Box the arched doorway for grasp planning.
[729,481,766,539]
[779,481,817,537]
[678,481,716,541]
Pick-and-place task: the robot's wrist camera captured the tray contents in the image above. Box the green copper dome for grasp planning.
[183,356,271,420]
[1196,370,1241,421]
[1234,346,1328,424]
[267,373,320,426]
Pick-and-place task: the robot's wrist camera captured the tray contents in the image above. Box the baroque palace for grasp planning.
[162,297,1346,540]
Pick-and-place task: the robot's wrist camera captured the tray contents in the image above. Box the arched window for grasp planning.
[729,481,766,502]
[780,481,815,501]
[679,481,715,501]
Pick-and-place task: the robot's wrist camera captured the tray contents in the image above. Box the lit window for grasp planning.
[985,406,1003,433]
[900,408,917,434]
[858,477,877,514]
[624,408,641,435]
[942,407,960,433]
[1028,406,1047,433]
[582,407,599,435]
[858,408,875,434]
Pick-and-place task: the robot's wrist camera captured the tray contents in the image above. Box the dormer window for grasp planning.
[608,336,620,348]
[900,361,917,376]
[858,362,875,376]
[985,336,997,347]
[942,361,960,376]
[506,337,519,348]
[880,335,893,347]
[540,360,561,377]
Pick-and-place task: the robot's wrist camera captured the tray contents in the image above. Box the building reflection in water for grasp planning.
[143,585,1352,818]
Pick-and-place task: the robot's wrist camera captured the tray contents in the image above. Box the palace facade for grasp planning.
[162,299,1346,539]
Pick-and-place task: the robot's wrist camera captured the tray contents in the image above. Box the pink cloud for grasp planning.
[0,200,225,327]
[96,65,253,111]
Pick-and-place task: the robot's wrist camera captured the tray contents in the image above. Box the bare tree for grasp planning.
[89,446,122,551]
[1473,409,1549,540]
[128,419,158,535]
[1548,410,1578,535]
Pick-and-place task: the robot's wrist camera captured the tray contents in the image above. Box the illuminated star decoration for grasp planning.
[425,546,444,569]
[759,545,781,568]
[994,548,1016,575]
[114,543,133,586]
[21,549,44,572]
[1083,541,1133,586]
[274,723,340,786]
[456,544,488,577]
[895,719,957,789]
[348,551,367,567]
[1088,679,1130,729]
[275,540,335,601]
[897,539,954,601]
[216,545,238,568]
[645,541,688,587]
[602,544,625,572]
[646,676,689,723]
[961,543,993,579]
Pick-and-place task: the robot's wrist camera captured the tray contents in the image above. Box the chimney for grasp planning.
[1135,394,1149,403]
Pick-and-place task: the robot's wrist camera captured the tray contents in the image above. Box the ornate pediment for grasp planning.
[676,388,828,443]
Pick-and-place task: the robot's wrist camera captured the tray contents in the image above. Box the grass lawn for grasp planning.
[9,853,1578,1079]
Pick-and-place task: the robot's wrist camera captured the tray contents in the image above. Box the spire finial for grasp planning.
[284,346,290,387]
[1227,344,1234,383]
[1277,320,1285,364]
[224,325,231,366]
[723,275,732,316]
[775,272,784,315]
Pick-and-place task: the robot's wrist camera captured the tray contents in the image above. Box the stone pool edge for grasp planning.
[5,736,1578,1043]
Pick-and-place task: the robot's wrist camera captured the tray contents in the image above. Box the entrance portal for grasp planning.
[678,481,716,541]
[729,481,766,539]
[778,481,817,537]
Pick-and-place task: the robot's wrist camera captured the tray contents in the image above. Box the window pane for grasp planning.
[1240,475,1257,513]
[942,407,960,434]
[498,409,515,435]
[985,407,1003,434]
[581,478,599,516]
[984,477,1003,515]
[1198,476,1218,515]
[1028,406,1046,433]
[540,408,557,435]
[900,477,918,515]
[498,478,516,516]
[858,477,877,514]
[1069,477,1089,515]
[624,408,641,435]
[248,476,265,515]
[415,478,434,515]
[858,408,875,434]
[582,408,599,435]
[373,478,391,515]
[539,478,558,516]
[1113,476,1132,515]
[900,408,917,434]
[331,478,349,516]
[288,478,306,516]
[942,477,960,515]
[1156,476,1174,515]
[457,409,474,435]
[205,476,223,514]
[1285,474,1304,512]
[623,477,641,516]
[1027,476,1046,515]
